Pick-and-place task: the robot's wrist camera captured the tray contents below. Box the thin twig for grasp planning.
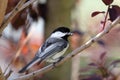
[3,59,14,75]
[19,0,36,11]
[0,0,27,75]
[13,16,120,80]
[14,33,32,59]
[4,0,36,22]
[102,5,110,30]
[0,0,27,35]
[5,70,13,79]
[2,0,37,74]
[3,30,32,76]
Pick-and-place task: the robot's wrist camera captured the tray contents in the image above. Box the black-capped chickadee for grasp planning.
[19,27,73,73]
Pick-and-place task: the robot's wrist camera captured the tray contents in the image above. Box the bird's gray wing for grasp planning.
[36,38,68,60]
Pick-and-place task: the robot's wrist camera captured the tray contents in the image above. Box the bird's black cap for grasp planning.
[52,27,70,33]
[52,27,72,41]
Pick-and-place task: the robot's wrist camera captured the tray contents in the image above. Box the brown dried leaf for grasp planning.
[108,5,120,21]
[91,11,105,17]
[102,0,114,5]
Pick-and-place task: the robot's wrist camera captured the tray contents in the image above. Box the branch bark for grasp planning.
[19,0,36,11]
[0,0,26,35]
[13,16,120,80]
[0,0,35,36]
[0,67,5,80]
[4,0,36,21]
[0,0,8,27]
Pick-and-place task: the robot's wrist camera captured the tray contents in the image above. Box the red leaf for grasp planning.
[110,59,120,67]
[108,5,120,21]
[88,63,97,67]
[102,0,114,5]
[100,52,106,60]
[91,11,105,17]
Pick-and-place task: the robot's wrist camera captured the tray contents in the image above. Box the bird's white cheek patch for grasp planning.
[50,32,66,38]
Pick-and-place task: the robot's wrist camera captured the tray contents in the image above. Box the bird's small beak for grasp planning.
[67,32,73,36]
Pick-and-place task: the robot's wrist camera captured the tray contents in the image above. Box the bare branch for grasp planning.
[0,0,38,36]
[19,0,36,11]
[0,0,27,35]
[3,30,32,75]
[5,70,13,79]
[14,64,54,80]
[0,67,5,80]
[13,16,120,80]
[4,0,36,22]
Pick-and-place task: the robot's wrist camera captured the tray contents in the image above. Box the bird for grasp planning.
[19,27,73,73]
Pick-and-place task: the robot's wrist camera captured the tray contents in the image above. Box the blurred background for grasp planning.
[0,0,120,80]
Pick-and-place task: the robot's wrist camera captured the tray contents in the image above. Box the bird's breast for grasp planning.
[46,44,69,62]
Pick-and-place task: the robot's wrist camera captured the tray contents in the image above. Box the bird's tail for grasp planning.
[18,56,42,73]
